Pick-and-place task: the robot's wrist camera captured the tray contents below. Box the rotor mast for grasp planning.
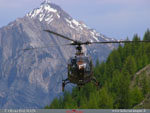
[76,44,82,52]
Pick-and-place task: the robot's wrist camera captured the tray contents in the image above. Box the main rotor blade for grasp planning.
[44,30,76,42]
[91,40,150,44]
[21,44,69,51]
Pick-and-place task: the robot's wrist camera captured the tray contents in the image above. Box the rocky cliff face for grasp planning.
[0,0,116,108]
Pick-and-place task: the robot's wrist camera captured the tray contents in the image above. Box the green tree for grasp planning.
[79,96,88,108]
[145,44,150,62]
[111,70,121,94]
[98,86,113,109]
[130,87,143,107]
[63,91,77,109]
[122,56,137,79]
[143,29,150,41]
[88,92,99,108]
[118,72,131,108]
[131,34,141,55]
[141,74,149,96]
[49,98,60,109]
[123,37,132,57]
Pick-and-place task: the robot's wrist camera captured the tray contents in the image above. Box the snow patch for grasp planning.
[90,39,93,43]
[45,15,53,21]
[56,13,60,18]
[93,36,99,42]
[44,4,57,13]
[45,15,53,24]
[100,34,111,41]
[72,19,80,26]
[47,18,53,24]
[39,13,45,21]
[81,23,89,29]
[105,38,110,41]
[65,18,76,29]
[90,31,99,42]
[65,18,89,30]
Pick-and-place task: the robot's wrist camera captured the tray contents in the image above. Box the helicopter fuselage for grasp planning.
[67,53,93,85]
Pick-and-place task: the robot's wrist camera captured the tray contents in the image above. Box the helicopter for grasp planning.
[23,29,150,91]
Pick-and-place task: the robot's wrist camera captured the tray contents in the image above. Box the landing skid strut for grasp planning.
[62,78,70,92]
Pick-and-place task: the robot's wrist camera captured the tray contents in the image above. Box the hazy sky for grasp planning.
[0,0,150,40]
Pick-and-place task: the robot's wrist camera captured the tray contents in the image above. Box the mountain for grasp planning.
[0,0,117,108]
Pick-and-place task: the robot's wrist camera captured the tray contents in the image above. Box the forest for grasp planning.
[45,29,150,109]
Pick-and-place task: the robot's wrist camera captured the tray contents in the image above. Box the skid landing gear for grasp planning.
[62,78,70,92]
[77,85,82,91]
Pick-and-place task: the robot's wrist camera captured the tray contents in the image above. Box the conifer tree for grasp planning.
[132,34,141,55]
[98,86,113,109]
[88,92,98,108]
[118,72,131,108]
[130,87,143,107]
[63,91,77,109]
[49,98,60,108]
[141,74,149,96]
[143,29,150,41]
[79,96,88,108]
[123,56,137,79]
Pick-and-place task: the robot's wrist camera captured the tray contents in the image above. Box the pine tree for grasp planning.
[49,98,60,108]
[141,74,149,96]
[132,34,141,55]
[106,55,115,79]
[130,87,143,107]
[88,92,99,108]
[118,72,131,108]
[118,44,124,66]
[98,86,113,109]
[111,70,121,94]
[79,96,88,108]
[143,29,150,41]
[63,91,77,109]
[145,44,150,62]
[122,56,137,79]
[123,37,132,57]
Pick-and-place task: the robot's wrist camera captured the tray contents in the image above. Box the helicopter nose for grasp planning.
[78,63,86,70]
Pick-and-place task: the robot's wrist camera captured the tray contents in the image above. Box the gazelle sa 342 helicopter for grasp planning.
[23,30,150,91]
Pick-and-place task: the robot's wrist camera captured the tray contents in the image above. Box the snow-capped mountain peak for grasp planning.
[26,0,59,24]
[26,0,117,44]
